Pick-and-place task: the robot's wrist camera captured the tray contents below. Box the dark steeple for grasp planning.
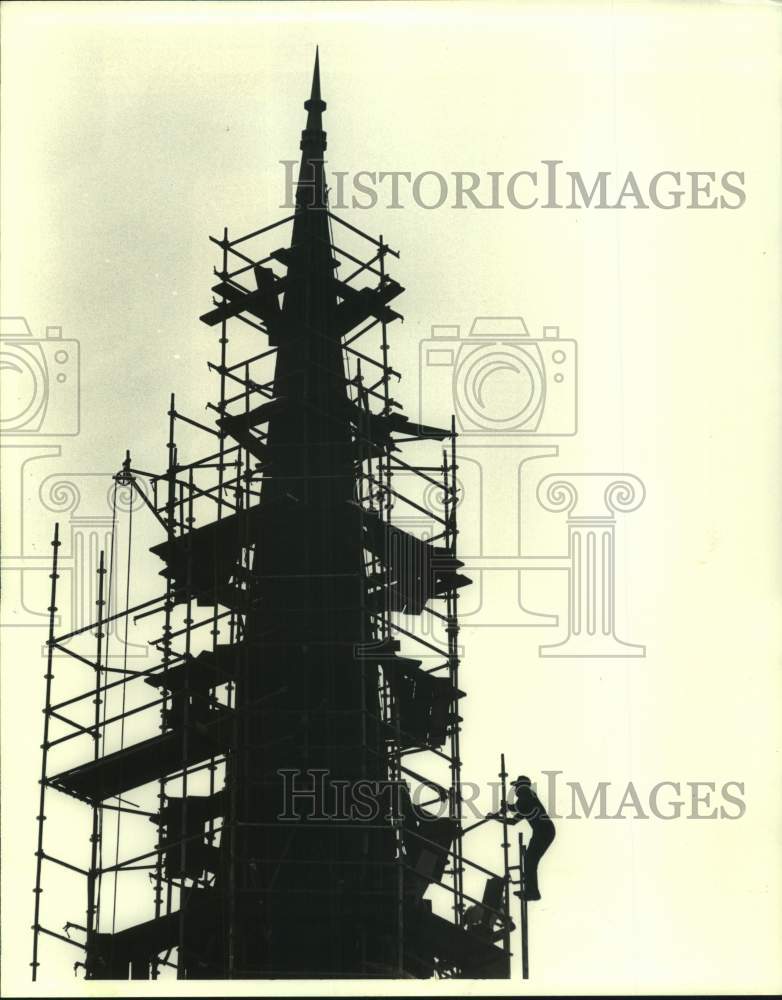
[303,47,326,142]
[297,48,328,207]
[41,53,506,986]
[267,50,349,506]
[233,51,391,975]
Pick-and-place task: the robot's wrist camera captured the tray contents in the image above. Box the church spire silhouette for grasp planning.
[34,54,516,983]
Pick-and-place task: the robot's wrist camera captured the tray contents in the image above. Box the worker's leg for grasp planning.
[524,819,555,901]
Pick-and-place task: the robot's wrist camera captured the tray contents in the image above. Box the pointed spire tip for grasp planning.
[305,47,325,114]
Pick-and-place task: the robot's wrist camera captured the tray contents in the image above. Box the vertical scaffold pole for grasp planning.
[378,234,404,977]
[153,394,177,977]
[518,832,529,980]
[177,465,195,977]
[499,752,512,962]
[219,225,240,980]
[204,226,230,969]
[447,416,464,924]
[86,549,107,960]
[354,359,370,973]
[31,521,61,981]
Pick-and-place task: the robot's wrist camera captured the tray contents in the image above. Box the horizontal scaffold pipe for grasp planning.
[46,696,164,750]
[341,252,386,287]
[214,213,295,248]
[331,242,385,278]
[328,211,400,257]
[34,925,86,951]
[49,653,186,713]
[52,593,166,645]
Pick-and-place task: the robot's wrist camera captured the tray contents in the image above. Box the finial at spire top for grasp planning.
[304,47,326,115]
[311,47,320,100]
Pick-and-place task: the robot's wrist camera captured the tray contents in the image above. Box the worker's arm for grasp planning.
[486,807,522,825]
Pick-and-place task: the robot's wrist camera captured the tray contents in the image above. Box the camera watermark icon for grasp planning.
[1,316,82,631]
[0,316,146,658]
[416,315,646,656]
[0,317,80,436]
[420,317,577,437]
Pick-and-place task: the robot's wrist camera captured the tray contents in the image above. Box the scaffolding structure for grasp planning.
[31,55,524,981]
